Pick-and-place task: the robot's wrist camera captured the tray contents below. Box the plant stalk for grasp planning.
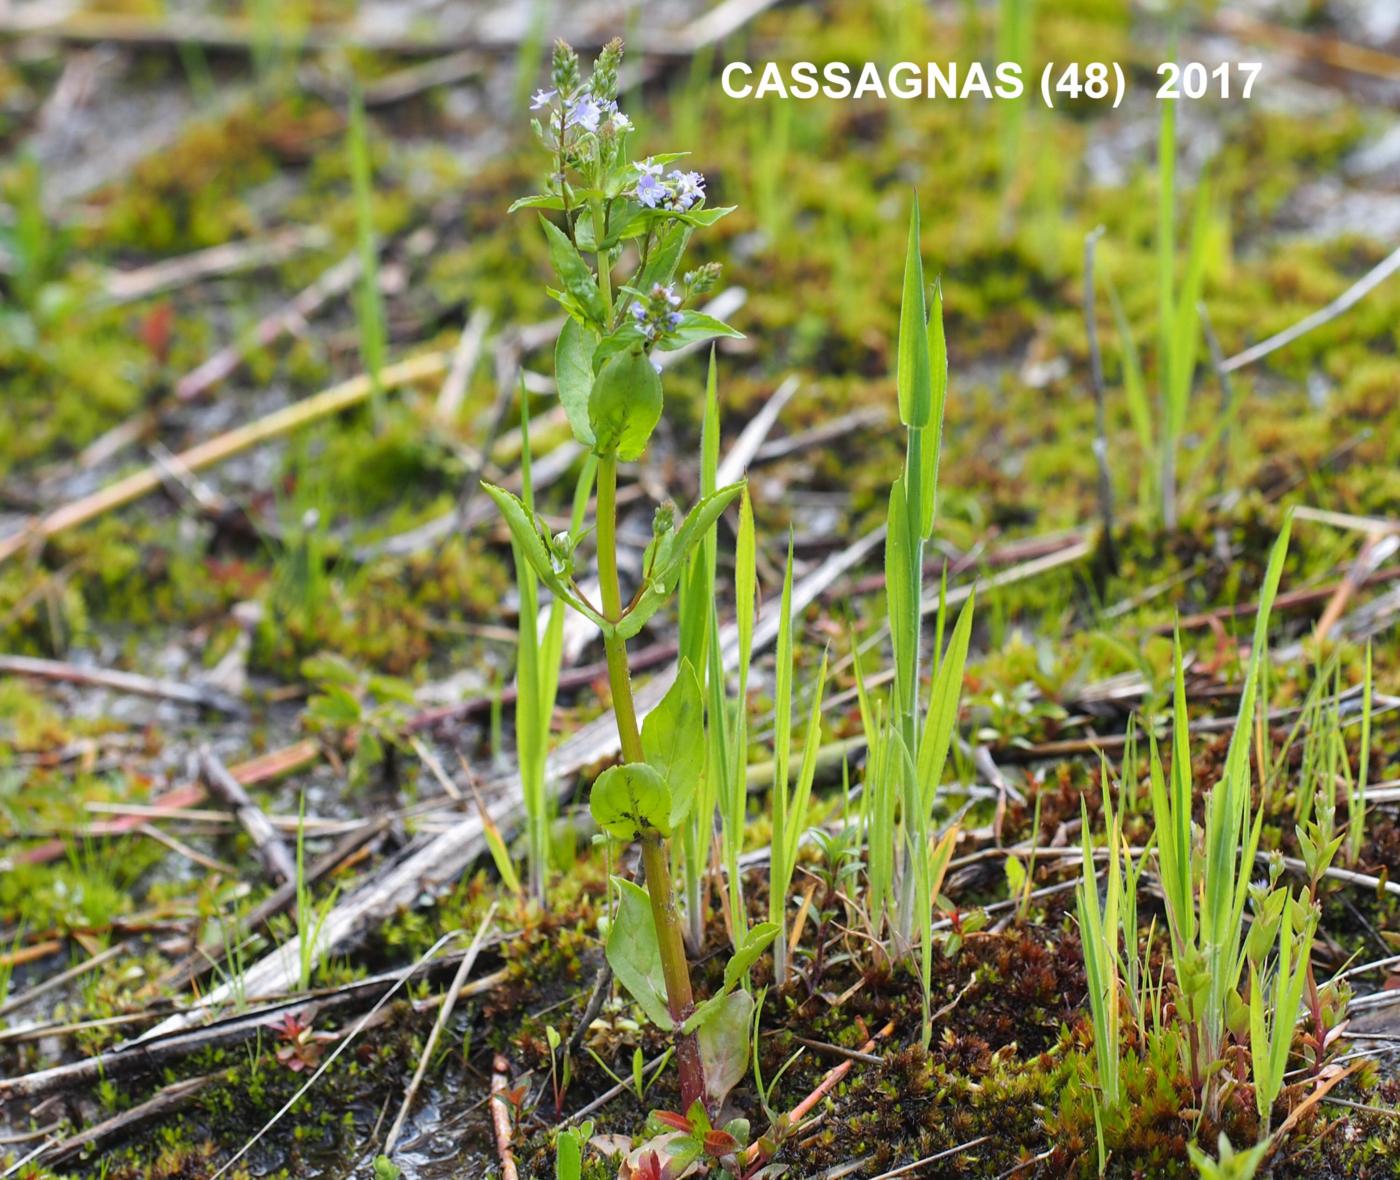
[596,454,643,762]
[596,451,705,1111]
[641,832,703,1111]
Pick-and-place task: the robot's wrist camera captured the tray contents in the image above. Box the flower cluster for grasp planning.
[530,38,632,157]
[632,160,707,212]
[531,88,631,136]
[629,283,683,344]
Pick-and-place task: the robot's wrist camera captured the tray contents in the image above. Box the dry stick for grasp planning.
[1083,227,1117,574]
[1155,562,1400,633]
[363,49,483,106]
[384,905,497,1155]
[1220,242,1400,374]
[742,1020,898,1168]
[176,250,364,402]
[490,1053,520,1180]
[408,639,677,733]
[1316,534,1400,643]
[435,306,493,422]
[1212,10,1400,82]
[0,942,129,1022]
[1292,506,1400,536]
[157,815,392,994]
[0,654,245,716]
[0,7,762,57]
[100,227,330,305]
[200,744,297,886]
[0,350,449,565]
[76,250,363,471]
[865,1138,995,1180]
[14,739,318,869]
[135,822,237,875]
[207,931,467,1180]
[754,406,887,463]
[36,1074,216,1169]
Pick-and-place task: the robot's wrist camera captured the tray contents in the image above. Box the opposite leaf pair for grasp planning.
[480,482,745,638]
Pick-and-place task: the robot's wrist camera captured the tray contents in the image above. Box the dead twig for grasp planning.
[157,815,392,994]
[1220,242,1400,374]
[384,905,497,1155]
[1316,535,1400,643]
[1155,563,1400,633]
[491,1053,520,1180]
[38,1074,216,1169]
[100,227,329,305]
[200,745,297,885]
[0,654,244,716]
[0,351,449,566]
[207,932,468,1180]
[742,1019,897,1170]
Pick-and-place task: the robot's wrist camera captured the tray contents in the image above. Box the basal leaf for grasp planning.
[605,877,674,1031]
[695,989,753,1110]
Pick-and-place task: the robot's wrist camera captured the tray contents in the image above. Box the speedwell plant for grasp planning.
[485,39,775,1118]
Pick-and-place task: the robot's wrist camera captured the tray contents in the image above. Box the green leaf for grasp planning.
[675,204,736,227]
[588,347,663,461]
[591,762,671,840]
[636,222,691,292]
[661,482,745,586]
[656,310,744,351]
[539,215,606,327]
[885,477,912,704]
[896,197,931,428]
[555,317,596,448]
[479,482,609,631]
[696,989,753,1110]
[723,922,779,992]
[917,595,974,813]
[642,659,705,829]
[616,481,745,641]
[508,193,565,212]
[605,877,673,1030]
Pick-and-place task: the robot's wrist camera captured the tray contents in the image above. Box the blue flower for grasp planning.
[668,170,706,212]
[530,88,556,110]
[565,96,602,133]
[634,171,667,208]
[610,109,633,132]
